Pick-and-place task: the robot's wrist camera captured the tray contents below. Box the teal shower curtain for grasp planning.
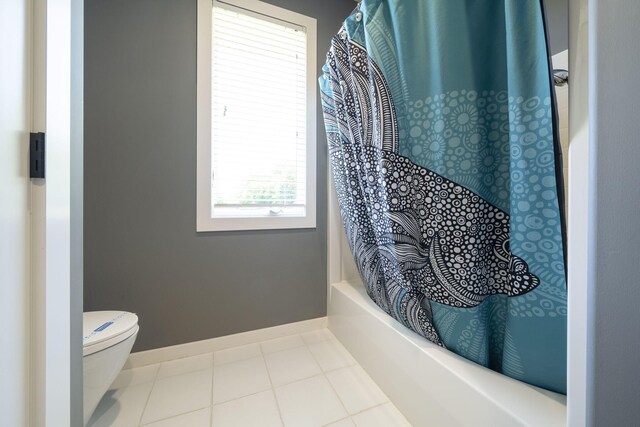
[320,0,567,393]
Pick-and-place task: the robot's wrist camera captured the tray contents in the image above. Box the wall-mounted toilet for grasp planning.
[83,311,139,426]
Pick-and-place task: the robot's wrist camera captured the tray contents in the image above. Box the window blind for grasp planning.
[211,3,308,218]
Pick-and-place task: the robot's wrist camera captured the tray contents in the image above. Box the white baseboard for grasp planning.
[123,317,327,369]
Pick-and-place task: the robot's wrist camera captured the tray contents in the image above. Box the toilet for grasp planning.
[83,311,139,426]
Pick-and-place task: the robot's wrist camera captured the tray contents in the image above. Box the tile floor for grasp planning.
[88,329,412,427]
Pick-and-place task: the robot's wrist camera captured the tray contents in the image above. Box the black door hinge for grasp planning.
[30,132,45,179]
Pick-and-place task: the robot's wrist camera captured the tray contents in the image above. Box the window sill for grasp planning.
[196,214,316,232]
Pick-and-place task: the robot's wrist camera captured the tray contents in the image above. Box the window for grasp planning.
[197,0,317,232]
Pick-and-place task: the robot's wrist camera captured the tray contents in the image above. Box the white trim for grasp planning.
[46,0,72,422]
[1,0,33,423]
[123,317,327,369]
[196,0,213,232]
[567,2,589,426]
[215,0,304,31]
[31,0,47,421]
[216,0,313,26]
[31,0,72,425]
[196,0,317,232]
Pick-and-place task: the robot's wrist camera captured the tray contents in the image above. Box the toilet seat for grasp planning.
[83,311,139,356]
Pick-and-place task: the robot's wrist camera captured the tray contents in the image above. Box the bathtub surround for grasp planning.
[321,0,567,392]
[84,0,355,352]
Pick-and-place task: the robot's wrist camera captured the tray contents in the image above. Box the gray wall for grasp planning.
[84,0,354,351]
[71,0,83,423]
[546,0,568,55]
[589,2,640,425]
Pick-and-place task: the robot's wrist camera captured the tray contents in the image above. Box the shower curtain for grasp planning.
[320,0,567,393]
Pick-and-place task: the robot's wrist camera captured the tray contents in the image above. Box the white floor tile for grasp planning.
[157,353,213,379]
[140,368,213,424]
[326,366,388,414]
[307,339,356,372]
[212,390,283,427]
[87,382,154,427]
[214,343,262,365]
[351,403,412,427]
[300,329,335,345]
[142,407,211,427]
[264,346,322,387]
[213,356,271,404]
[109,364,159,390]
[260,335,305,354]
[275,375,347,427]
[89,329,403,427]
[324,419,356,427]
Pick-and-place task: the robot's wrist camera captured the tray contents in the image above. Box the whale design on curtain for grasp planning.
[320,0,567,393]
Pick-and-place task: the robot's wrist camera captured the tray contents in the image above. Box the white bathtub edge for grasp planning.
[328,280,566,427]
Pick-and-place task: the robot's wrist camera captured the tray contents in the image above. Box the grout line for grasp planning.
[259,339,286,427]
[108,363,160,391]
[320,360,359,375]
[321,370,350,422]
[155,363,214,381]
[136,363,213,426]
[212,388,276,406]
[260,334,306,355]
[320,416,353,427]
[342,401,397,426]
[260,337,326,388]
[300,328,334,346]
[305,340,351,421]
[139,407,210,427]
[270,350,324,387]
[269,371,327,390]
[307,338,358,375]
[213,351,262,367]
[354,402,413,426]
[210,356,274,405]
[137,362,161,426]
[139,401,211,425]
[309,343,396,423]
[209,351,215,427]
[350,401,390,417]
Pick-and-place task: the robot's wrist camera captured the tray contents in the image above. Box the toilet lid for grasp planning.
[83,311,138,356]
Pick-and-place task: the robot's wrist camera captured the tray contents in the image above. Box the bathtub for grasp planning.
[328,280,567,427]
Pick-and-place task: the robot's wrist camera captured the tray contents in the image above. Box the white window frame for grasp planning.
[197,0,317,232]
